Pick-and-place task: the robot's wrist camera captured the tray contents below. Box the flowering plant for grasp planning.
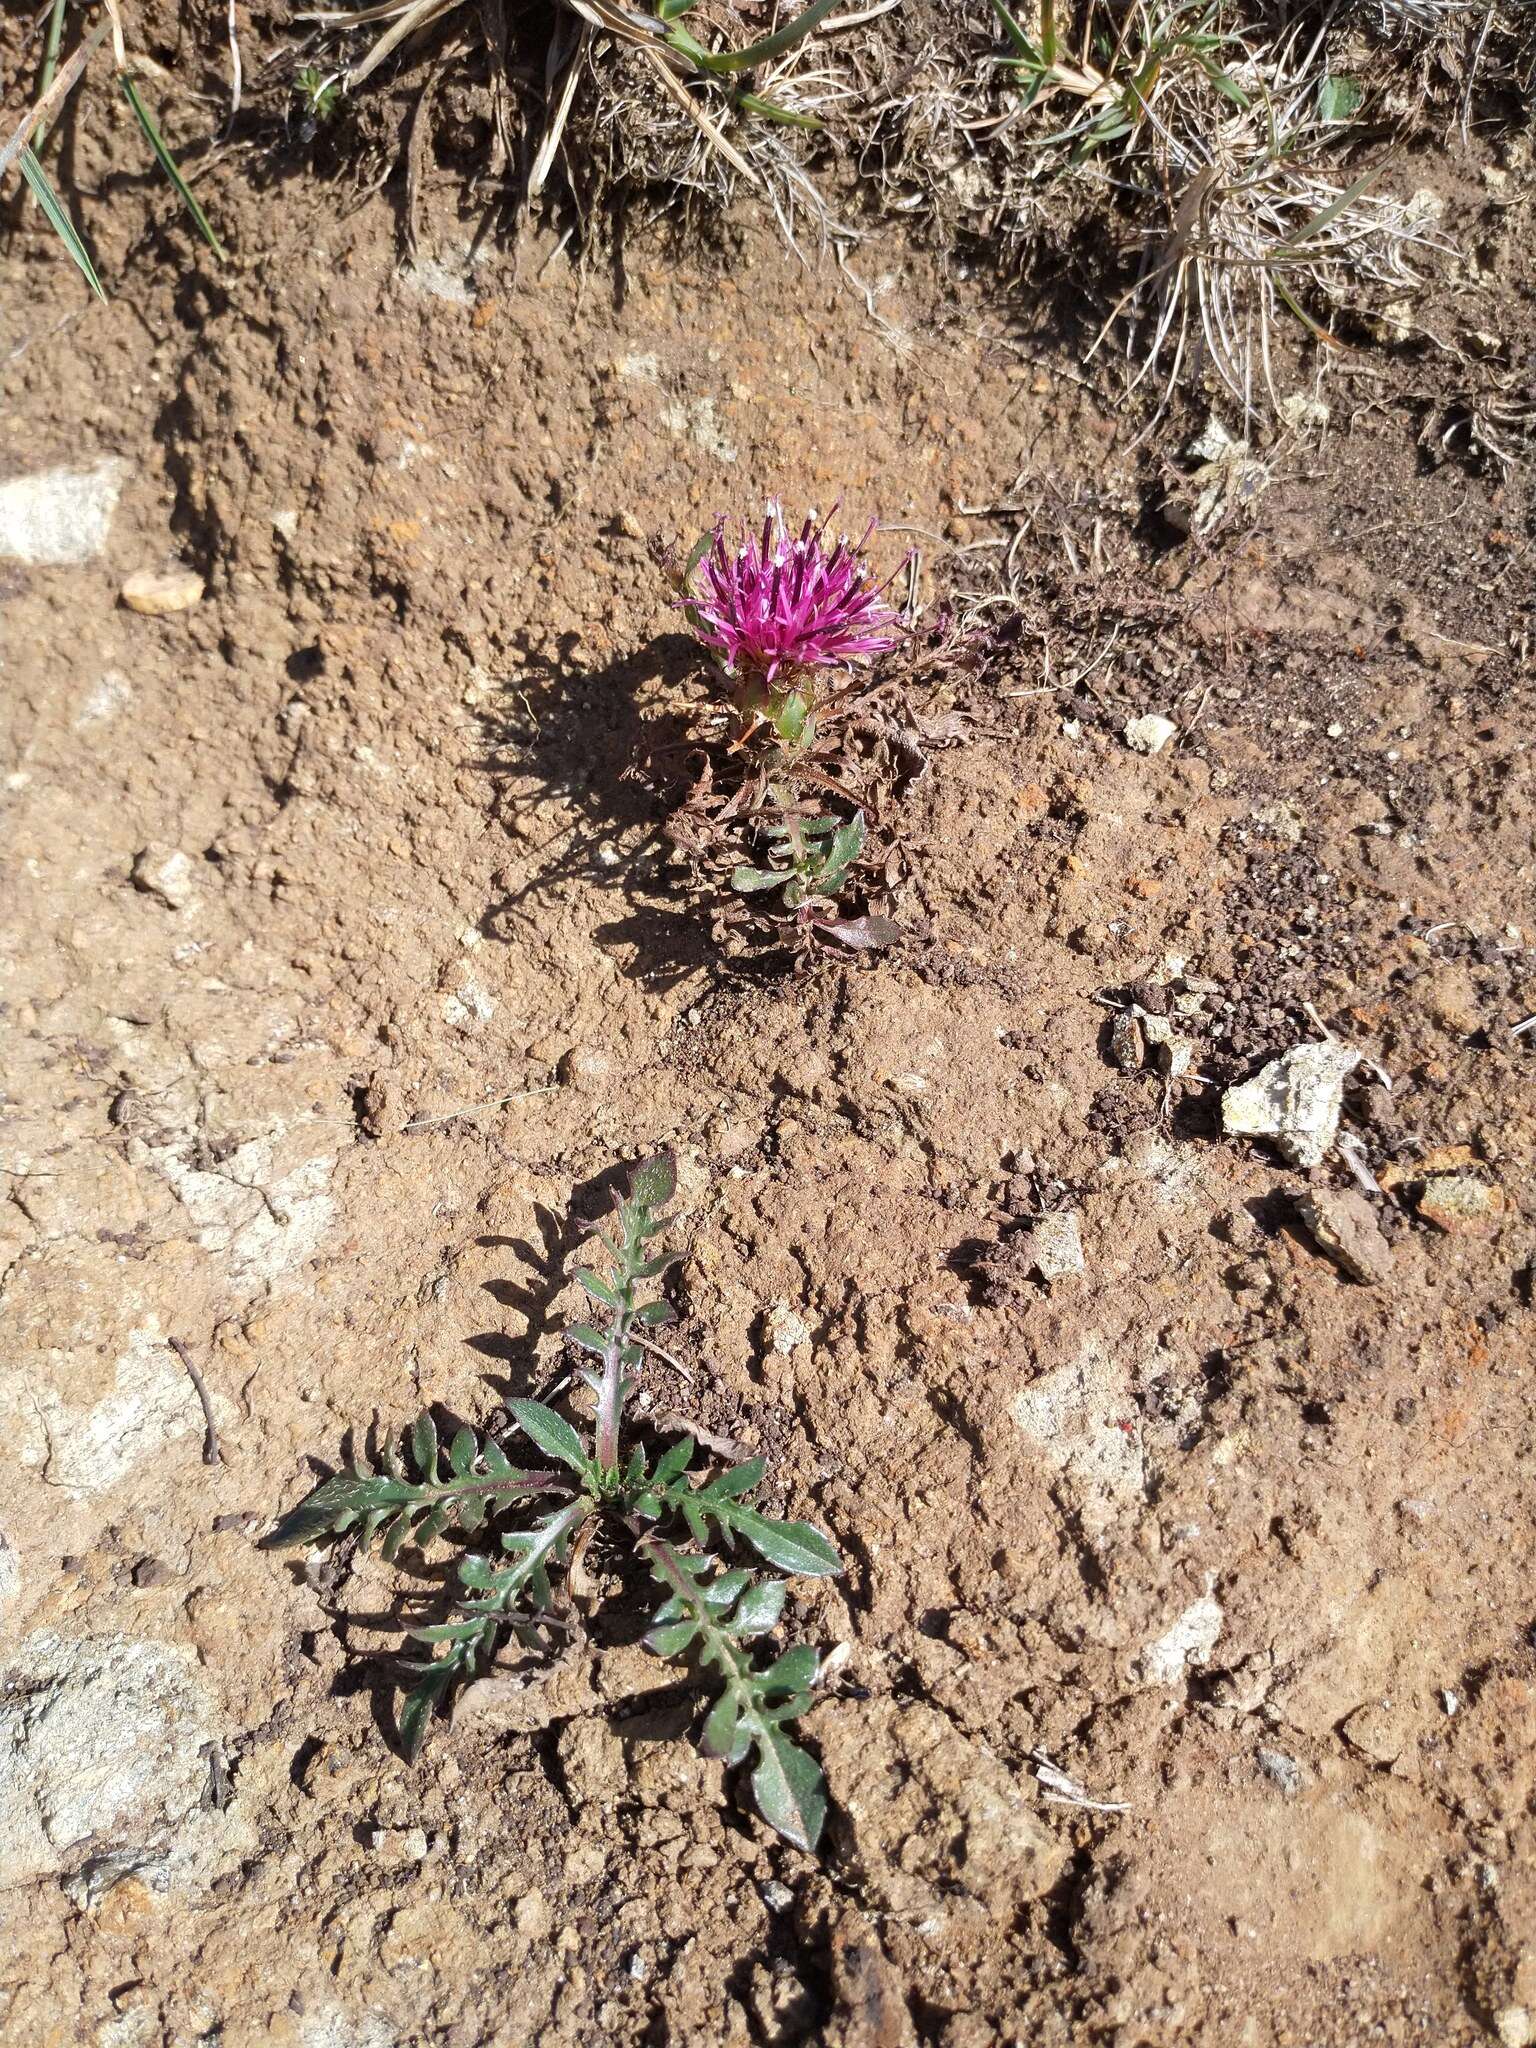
[682,502,903,747]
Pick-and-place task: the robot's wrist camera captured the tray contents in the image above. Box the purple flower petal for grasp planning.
[686,500,901,683]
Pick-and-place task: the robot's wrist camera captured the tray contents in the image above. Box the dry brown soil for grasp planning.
[2,40,1534,2048]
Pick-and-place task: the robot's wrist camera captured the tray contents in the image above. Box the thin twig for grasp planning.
[655,1410,747,1459]
[168,1336,223,1467]
[630,1330,694,1384]
[224,0,243,134]
[400,1086,557,1133]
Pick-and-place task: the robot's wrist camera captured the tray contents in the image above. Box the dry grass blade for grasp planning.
[346,0,467,90]
[530,20,592,197]
[0,19,109,180]
[640,42,761,185]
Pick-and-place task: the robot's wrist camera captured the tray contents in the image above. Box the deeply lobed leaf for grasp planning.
[262,1413,560,1552]
[639,1534,831,1851]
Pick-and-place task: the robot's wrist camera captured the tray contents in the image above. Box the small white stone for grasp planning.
[1134,1592,1223,1687]
[76,671,132,728]
[766,1302,810,1355]
[0,1527,19,1616]
[443,978,496,1030]
[400,256,474,305]
[121,567,204,615]
[1124,714,1178,756]
[1495,2009,1533,2048]
[130,844,196,911]
[1028,1211,1084,1283]
[0,458,128,564]
[1222,1040,1361,1170]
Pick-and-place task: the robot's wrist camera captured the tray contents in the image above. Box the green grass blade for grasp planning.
[1277,163,1382,252]
[990,0,1044,66]
[665,21,717,69]
[34,0,68,154]
[118,73,225,260]
[705,0,844,75]
[734,90,822,130]
[18,143,106,301]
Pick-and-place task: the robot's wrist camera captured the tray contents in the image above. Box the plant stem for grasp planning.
[594,1221,637,1478]
[595,1322,624,1478]
[35,0,68,155]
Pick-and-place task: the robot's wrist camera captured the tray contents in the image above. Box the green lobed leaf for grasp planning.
[653,1436,694,1486]
[398,1663,454,1760]
[1317,74,1363,123]
[262,1469,397,1548]
[711,1459,764,1501]
[639,1535,831,1852]
[702,1567,752,1612]
[628,1150,677,1214]
[728,1508,842,1578]
[262,1419,558,1552]
[576,1268,621,1309]
[824,812,866,877]
[750,1725,827,1852]
[701,1689,748,1763]
[411,1410,438,1475]
[658,1465,842,1579]
[647,1618,698,1658]
[729,1578,787,1638]
[733,865,787,895]
[770,817,839,840]
[509,1399,592,1478]
[411,1617,489,1644]
[759,1643,821,1695]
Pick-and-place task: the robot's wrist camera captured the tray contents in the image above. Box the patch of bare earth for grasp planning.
[2,88,1534,2048]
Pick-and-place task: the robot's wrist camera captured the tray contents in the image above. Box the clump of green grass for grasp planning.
[963,0,1470,419]
[290,0,880,248]
[4,0,224,302]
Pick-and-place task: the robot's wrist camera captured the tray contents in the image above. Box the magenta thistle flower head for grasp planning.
[687,501,902,687]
